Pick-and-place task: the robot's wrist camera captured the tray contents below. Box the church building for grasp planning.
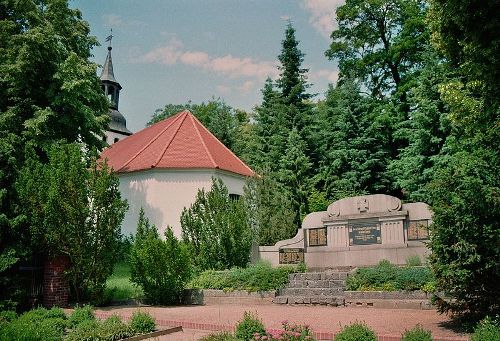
[100,42,132,144]
[99,42,253,238]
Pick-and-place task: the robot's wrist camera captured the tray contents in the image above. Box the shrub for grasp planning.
[65,319,100,341]
[188,261,304,292]
[130,208,192,305]
[345,260,434,291]
[263,320,315,340]
[0,307,68,341]
[235,311,266,341]
[199,331,239,341]
[401,324,433,341]
[129,311,156,334]
[334,322,377,341]
[471,316,500,341]
[406,255,422,267]
[98,315,132,341]
[181,178,253,271]
[69,305,95,327]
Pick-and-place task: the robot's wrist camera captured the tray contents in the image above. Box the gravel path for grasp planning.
[95,303,469,340]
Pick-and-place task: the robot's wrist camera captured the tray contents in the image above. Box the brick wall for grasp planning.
[43,255,70,308]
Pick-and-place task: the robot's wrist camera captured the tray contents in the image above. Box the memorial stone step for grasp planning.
[273,271,350,306]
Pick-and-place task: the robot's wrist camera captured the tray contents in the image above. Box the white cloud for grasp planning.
[102,14,146,30]
[311,69,339,83]
[138,38,278,81]
[302,0,345,39]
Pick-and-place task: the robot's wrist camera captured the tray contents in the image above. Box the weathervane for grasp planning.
[105,28,113,48]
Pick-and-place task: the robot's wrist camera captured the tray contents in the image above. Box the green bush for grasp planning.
[129,311,156,334]
[334,322,377,341]
[346,260,434,291]
[406,255,422,267]
[401,324,433,341]
[65,319,100,341]
[235,311,266,341]
[0,307,68,341]
[471,316,500,341]
[130,208,192,305]
[199,331,239,341]
[68,305,95,327]
[98,315,132,341]
[188,261,304,292]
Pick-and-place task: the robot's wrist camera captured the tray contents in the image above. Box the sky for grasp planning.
[71,0,345,133]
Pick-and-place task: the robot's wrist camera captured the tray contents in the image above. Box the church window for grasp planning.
[114,137,119,143]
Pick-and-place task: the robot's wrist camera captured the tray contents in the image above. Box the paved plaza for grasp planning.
[95,304,469,340]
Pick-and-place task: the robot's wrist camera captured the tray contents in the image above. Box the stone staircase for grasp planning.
[273,270,348,306]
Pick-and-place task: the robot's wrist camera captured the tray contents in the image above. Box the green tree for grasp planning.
[129,209,191,305]
[326,0,429,103]
[279,128,312,228]
[244,171,296,246]
[16,143,128,302]
[252,78,289,171]
[277,22,312,133]
[426,0,500,317]
[181,178,253,271]
[314,81,391,200]
[0,0,109,307]
[388,53,451,201]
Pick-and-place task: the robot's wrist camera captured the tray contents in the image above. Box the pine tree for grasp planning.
[279,128,312,228]
[276,22,313,138]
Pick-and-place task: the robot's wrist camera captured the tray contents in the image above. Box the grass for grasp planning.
[105,262,143,301]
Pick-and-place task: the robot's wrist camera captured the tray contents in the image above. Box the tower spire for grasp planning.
[101,29,117,84]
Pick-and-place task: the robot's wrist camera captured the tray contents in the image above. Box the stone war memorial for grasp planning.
[259,194,432,268]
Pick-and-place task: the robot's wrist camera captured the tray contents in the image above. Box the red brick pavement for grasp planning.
[94,304,469,341]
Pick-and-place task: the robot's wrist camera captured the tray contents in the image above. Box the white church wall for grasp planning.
[118,168,246,239]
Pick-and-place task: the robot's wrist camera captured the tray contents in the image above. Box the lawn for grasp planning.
[106,262,143,301]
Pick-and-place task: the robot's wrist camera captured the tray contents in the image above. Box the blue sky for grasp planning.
[71,0,344,132]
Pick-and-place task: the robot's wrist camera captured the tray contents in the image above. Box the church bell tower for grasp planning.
[101,31,132,144]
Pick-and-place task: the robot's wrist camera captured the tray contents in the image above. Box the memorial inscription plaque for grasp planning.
[279,248,304,264]
[308,227,327,246]
[349,221,381,245]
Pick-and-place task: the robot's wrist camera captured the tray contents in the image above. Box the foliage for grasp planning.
[129,311,156,334]
[401,324,433,341]
[313,81,392,200]
[261,320,315,341]
[188,261,304,292]
[334,322,377,341]
[68,305,95,328]
[470,316,500,341]
[200,331,239,341]
[345,260,433,291]
[181,178,253,271]
[130,209,191,305]
[98,315,132,341]
[235,311,266,341]
[0,307,68,341]
[279,128,313,227]
[65,319,100,341]
[244,171,296,246]
[16,143,128,303]
[105,262,144,302]
[0,0,109,308]
[326,0,429,102]
[405,255,422,267]
[426,0,500,318]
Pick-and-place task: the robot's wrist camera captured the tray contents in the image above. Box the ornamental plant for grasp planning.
[257,320,315,341]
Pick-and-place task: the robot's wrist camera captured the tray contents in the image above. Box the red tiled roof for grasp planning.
[100,110,254,177]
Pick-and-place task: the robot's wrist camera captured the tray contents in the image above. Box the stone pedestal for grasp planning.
[43,255,70,308]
